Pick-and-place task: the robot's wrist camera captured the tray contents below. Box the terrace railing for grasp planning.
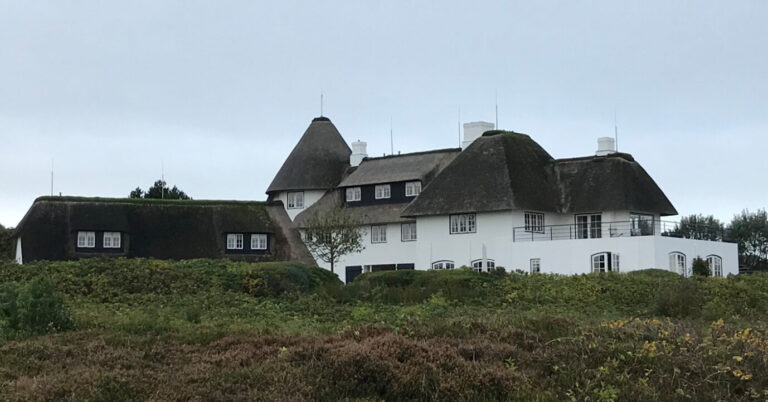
[512,220,727,242]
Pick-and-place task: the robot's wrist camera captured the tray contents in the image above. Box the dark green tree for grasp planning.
[726,209,768,271]
[303,206,364,274]
[0,225,13,261]
[667,214,725,240]
[129,180,191,200]
[691,257,711,277]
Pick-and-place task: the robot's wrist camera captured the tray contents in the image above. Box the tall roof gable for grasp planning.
[266,117,352,194]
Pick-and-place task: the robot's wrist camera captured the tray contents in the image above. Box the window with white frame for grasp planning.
[227,233,244,250]
[471,259,496,272]
[576,214,602,239]
[346,187,361,202]
[530,258,541,274]
[707,255,723,277]
[591,252,619,273]
[103,232,121,248]
[250,234,267,250]
[669,252,687,276]
[449,214,476,234]
[431,260,455,270]
[287,192,304,209]
[524,212,545,233]
[77,231,95,248]
[405,181,422,197]
[374,184,391,199]
[371,225,387,243]
[401,222,417,241]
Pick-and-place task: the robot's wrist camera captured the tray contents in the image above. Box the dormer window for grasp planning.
[77,231,95,248]
[227,234,244,250]
[405,181,421,197]
[103,232,121,248]
[374,184,391,199]
[287,192,304,209]
[346,187,361,202]
[250,234,267,250]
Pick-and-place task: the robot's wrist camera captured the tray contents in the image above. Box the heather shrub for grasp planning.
[0,279,74,339]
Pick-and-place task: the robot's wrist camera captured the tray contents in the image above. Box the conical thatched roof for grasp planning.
[266,117,351,194]
[403,131,677,217]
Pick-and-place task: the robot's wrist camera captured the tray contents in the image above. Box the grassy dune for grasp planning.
[1,259,767,401]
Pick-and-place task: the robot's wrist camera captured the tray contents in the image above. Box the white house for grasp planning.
[267,116,738,283]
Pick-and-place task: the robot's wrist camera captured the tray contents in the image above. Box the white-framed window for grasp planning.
[401,222,417,241]
[346,187,361,202]
[371,225,387,243]
[669,252,687,276]
[431,260,455,270]
[576,213,602,239]
[471,259,495,272]
[287,192,304,209]
[524,212,545,233]
[227,233,244,250]
[375,184,391,199]
[707,255,723,277]
[103,232,121,248]
[591,252,619,273]
[77,231,95,248]
[450,214,476,234]
[530,258,541,274]
[405,181,422,197]
[250,234,267,250]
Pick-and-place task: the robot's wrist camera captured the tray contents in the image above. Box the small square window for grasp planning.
[250,234,267,250]
[77,231,96,248]
[524,212,545,233]
[530,258,541,274]
[227,233,244,250]
[371,225,387,243]
[287,192,304,209]
[103,232,121,248]
[375,184,391,199]
[401,222,417,241]
[346,187,361,202]
[405,181,421,197]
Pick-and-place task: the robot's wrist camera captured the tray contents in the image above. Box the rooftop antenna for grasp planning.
[389,117,394,155]
[495,90,499,129]
[50,158,54,196]
[320,89,324,117]
[161,160,165,199]
[614,111,619,152]
[457,106,461,147]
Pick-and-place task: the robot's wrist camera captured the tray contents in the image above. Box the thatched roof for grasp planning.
[555,154,677,216]
[14,196,316,264]
[266,117,351,194]
[403,131,677,217]
[293,191,412,227]
[338,148,460,187]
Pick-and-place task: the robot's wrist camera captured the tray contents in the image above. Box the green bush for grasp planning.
[692,257,711,276]
[0,279,74,339]
[653,278,703,318]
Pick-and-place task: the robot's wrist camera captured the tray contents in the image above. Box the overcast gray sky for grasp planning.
[1,1,766,227]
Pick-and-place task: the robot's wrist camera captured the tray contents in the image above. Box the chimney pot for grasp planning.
[350,140,367,167]
[596,137,616,156]
[462,121,495,150]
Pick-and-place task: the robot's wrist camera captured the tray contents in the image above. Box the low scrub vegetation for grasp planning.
[1,258,768,401]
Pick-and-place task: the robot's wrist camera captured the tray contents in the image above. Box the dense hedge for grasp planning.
[0,258,340,301]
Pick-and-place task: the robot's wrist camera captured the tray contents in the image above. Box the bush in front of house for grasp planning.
[0,279,74,339]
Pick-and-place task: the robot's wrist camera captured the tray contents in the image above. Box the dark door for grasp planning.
[345,266,363,284]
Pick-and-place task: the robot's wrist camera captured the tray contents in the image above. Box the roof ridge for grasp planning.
[362,147,461,161]
[33,196,273,206]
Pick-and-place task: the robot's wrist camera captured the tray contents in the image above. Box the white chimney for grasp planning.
[462,121,495,150]
[350,140,368,167]
[596,137,616,156]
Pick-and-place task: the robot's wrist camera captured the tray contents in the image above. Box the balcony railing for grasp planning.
[512,220,727,242]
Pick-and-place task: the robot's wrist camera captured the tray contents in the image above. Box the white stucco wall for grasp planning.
[274,190,327,221]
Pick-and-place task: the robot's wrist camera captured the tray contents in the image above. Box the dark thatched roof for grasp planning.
[266,117,351,194]
[554,154,677,216]
[338,148,460,187]
[293,191,412,227]
[402,131,677,217]
[14,196,316,264]
[402,132,560,216]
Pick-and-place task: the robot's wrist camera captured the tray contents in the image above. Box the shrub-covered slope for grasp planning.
[1,260,768,401]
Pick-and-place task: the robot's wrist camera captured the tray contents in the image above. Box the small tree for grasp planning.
[302,206,364,274]
[129,179,191,200]
[691,257,711,277]
[667,214,725,240]
[727,209,768,271]
[0,225,13,261]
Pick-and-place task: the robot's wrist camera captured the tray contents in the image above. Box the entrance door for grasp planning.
[345,266,362,284]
